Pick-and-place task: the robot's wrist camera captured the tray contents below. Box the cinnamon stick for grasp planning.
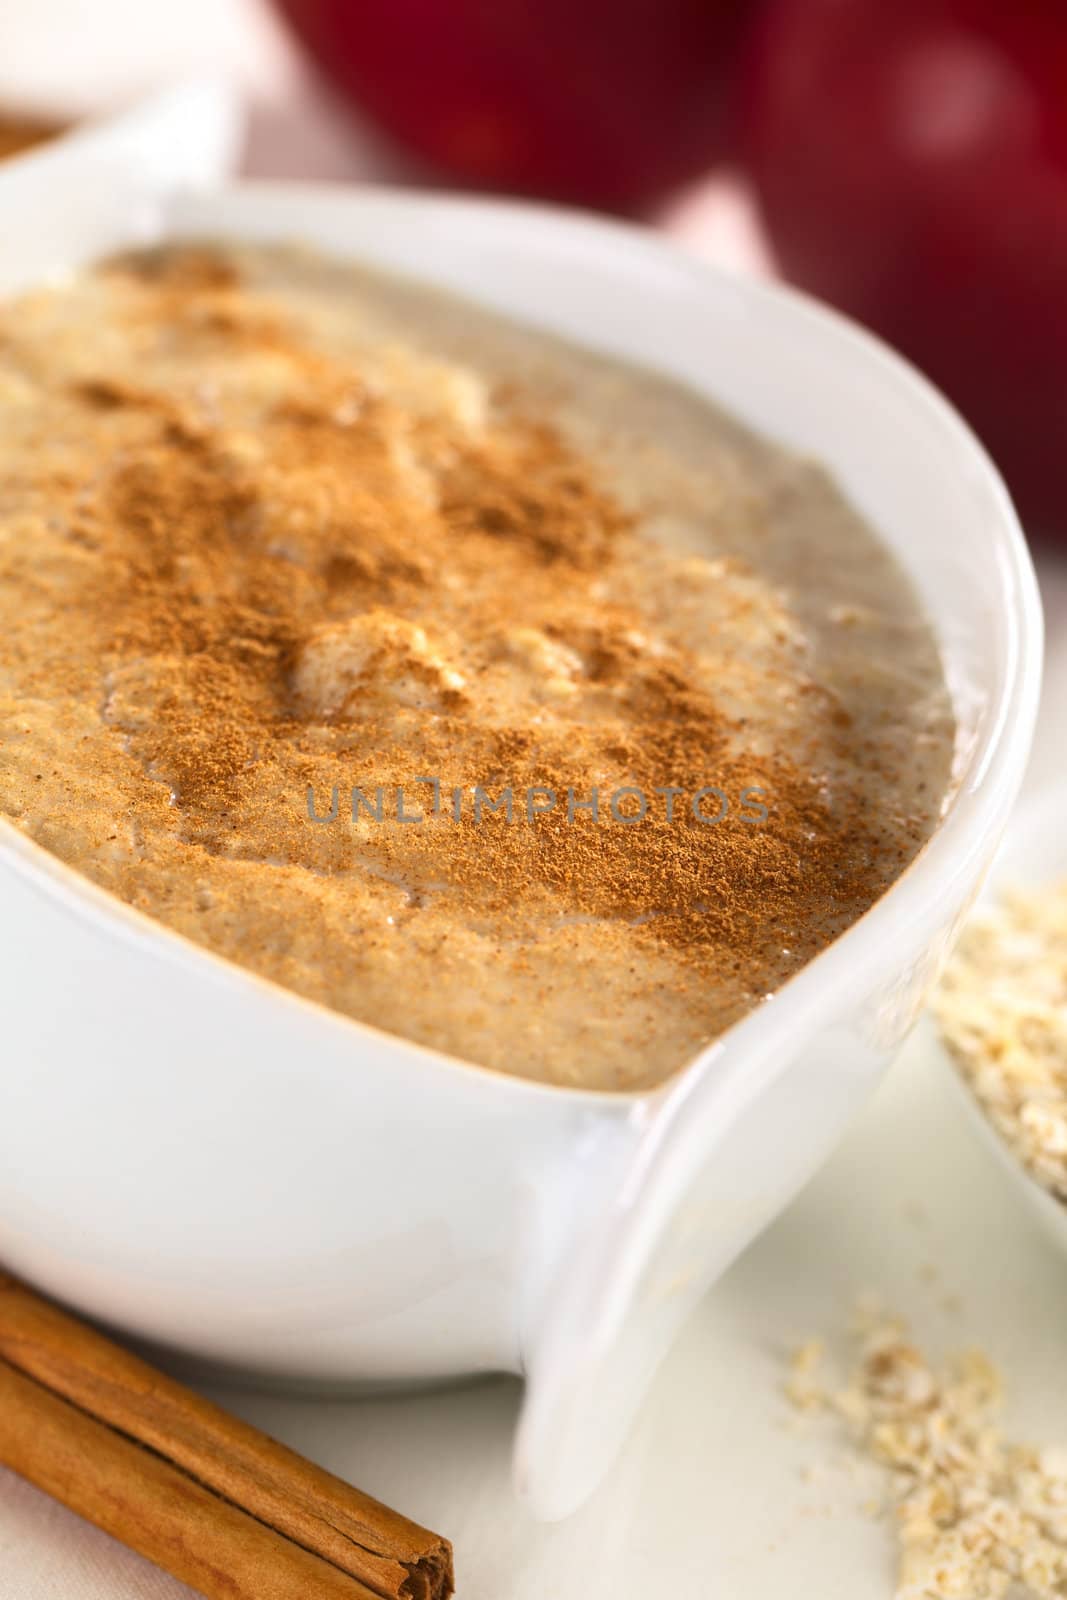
[0,115,61,161]
[0,1273,453,1600]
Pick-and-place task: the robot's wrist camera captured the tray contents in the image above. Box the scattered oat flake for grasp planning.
[785,1337,828,1411]
[787,1311,1067,1599]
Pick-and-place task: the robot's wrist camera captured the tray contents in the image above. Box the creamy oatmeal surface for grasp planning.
[0,243,954,1090]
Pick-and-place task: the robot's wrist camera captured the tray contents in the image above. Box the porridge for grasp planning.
[0,243,954,1089]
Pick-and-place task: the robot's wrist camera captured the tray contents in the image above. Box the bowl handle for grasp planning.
[513,1021,878,1519]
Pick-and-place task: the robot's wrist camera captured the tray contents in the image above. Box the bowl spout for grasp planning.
[518,981,970,1518]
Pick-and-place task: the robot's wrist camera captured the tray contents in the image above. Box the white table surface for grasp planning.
[2,3,1067,1594]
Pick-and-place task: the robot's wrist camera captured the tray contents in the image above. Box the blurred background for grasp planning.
[0,0,1063,543]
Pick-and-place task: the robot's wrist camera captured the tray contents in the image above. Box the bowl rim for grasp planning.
[0,179,1044,1105]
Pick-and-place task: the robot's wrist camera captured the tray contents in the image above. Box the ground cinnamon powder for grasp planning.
[0,243,951,1088]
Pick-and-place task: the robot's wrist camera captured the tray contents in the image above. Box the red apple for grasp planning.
[741,0,1067,534]
[274,0,754,211]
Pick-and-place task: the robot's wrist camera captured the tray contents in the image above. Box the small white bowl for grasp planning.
[937,781,1067,1259]
[0,87,1042,1519]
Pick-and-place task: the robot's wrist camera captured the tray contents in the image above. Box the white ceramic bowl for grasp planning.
[0,87,1042,1519]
